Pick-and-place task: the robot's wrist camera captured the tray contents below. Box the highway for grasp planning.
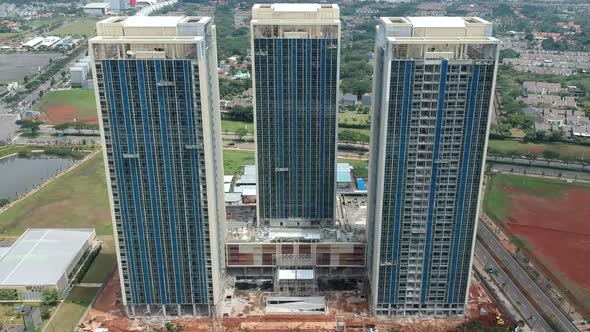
[477,221,579,332]
[475,242,552,332]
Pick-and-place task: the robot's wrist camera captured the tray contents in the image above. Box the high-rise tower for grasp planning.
[368,17,499,316]
[251,4,341,228]
[89,16,225,316]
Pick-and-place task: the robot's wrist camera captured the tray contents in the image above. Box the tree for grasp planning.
[235,127,248,141]
[15,120,42,134]
[40,306,50,319]
[550,128,565,141]
[41,289,60,307]
[226,105,254,122]
[0,198,10,208]
[542,150,560,159]
[165,323,184,332]
[499,48,520,62]
[525,33,534,41]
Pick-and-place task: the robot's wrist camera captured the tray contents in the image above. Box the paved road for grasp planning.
[478,221,579,332]
[475,242,552,332]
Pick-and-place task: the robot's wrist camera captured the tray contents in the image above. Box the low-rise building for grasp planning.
[83,2,110,15]
[0,228,97,302]
[341,94,357,107]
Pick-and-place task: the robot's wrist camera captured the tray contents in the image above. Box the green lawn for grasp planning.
[483,173,589,224]
[488,139,590,162]
[224,150,255,174]
[80,236,116,284]
[34,89,97,123]
[339,112,369,127]
[49,18,98,37]
[0,152,112,236]
[221,120,254,135]
[0,32,17,42]
[0,145,26,159]
[48,286,100,332]
[29,18,64,30]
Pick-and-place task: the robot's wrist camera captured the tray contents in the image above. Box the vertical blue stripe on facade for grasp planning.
[277,40,285,220]
[318,39,326,221]
[306,39,312,220]
[421,59,448,304]
[137,60,167,304]
[291,39,297,217]
[183,61,207,303]
[117,61,152,304]
[155,60,183,303]
[389,61,412,303]
[447,65,480,303]
[105,61,139,303]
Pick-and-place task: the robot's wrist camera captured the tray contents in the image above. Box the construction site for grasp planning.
[79,179,509,331]
[223,192,368,316]
[80,267,505,331]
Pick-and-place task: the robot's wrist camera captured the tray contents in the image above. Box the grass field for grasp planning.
[0,152,111,236]
[48,286,100,332]
[0,32,17,42]
[81,236,116,284]
[488,139,590,162]
[483,174,572,222]
[0,145,25,159]
[221,120,254,135]
[34,89,98,124]
[49,18,98,37]
[29,18,63,30]
[0,152,113,329]
[224,150,255,174]
[339,112,369,127]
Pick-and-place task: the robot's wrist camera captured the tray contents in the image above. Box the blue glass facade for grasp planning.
[253,37,339,227]
[369,21,499,315]
[95,59,215,316]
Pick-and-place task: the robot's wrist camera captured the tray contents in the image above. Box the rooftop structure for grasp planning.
[252,3,339,21]
[523,81,562,95]
[84,2,111,9]
[0,229,96,301]
[337,163,352,183]
[83,2,110,15]
[38,36,61,48]
[22,37,43,48]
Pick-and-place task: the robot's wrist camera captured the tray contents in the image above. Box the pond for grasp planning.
[0,154,76,200]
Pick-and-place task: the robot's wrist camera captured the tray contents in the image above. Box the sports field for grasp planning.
[34,89,98,124]
[49,18,98,37]
[484,173,590,310]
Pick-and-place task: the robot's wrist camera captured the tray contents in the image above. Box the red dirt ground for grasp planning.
[82,271,504,332]
[44,104,98,124]
[528,146,545,154]
[505,187,590,291]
